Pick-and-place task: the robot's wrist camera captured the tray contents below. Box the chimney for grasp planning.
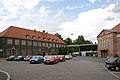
[43,30,45,33]
[33,29,36,32]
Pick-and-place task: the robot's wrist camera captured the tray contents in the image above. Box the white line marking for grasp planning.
[0,70,11,80]
[106,68,120,80]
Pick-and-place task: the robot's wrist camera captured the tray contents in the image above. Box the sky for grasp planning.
[0,0,120,43]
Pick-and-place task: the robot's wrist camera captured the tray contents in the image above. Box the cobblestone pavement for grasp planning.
[0,57,120,80]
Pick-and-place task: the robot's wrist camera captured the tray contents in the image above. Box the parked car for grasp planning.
[58,55,66,62]
[14,55,24,61]
[29,56,44,64]
[65,55,72,60]
[6,55,16,61]
[24,55,32,61]
[105,58,120,71]
[44,55,59,64]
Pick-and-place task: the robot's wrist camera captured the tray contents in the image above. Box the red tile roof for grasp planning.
[112,23,120,32]
[0,26,65,44]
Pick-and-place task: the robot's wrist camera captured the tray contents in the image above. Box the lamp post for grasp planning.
[12,46,15,55]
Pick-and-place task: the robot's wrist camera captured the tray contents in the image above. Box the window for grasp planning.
[21,40,26,45]
[38,42,41,46]
[38,37,41,40]
[48,38,50,41]
[27,41,32,46]
[21,49,26,56]
[53,43,55,47]
[15,39,20,45]
[56,44,58,47]
[46,43,48,47]
[42,42,45,46]
[32,36,36,39]
[50,43,52,47]
[43,38,46,40]
[33,41,37,46]
[7,39,12,44]
[26,35,29,38]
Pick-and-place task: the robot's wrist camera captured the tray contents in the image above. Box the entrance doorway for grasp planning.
[101,50,108,58]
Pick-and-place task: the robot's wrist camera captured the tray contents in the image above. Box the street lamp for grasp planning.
[12,46,15,55]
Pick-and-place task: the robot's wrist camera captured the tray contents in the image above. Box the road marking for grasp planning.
[0,70,11,80]
[106,68,120,80]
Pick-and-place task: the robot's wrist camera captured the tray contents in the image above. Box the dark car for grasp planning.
[105,58,120,71]
[29,56,44,64]
[14,56,24,61]
[6,55,16,61]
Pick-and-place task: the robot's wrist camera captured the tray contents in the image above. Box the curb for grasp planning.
[0,70,11,80]
[106,68,120,80]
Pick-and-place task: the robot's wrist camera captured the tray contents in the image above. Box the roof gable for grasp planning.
[97,29,117,38]
[112,23,120,32]
[0,26,65,44]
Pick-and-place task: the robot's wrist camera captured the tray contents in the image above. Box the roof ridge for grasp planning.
[0,26,65,44]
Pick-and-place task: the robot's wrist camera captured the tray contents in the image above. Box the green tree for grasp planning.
[59,47,74,55]
[73,35,93,44]
[55,33,63,40]
[64,37,72,45]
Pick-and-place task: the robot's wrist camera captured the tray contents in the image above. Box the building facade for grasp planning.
[0,26,66,58]
[97,23,120,58]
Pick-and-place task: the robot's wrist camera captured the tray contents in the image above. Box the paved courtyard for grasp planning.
[0,56,120,80]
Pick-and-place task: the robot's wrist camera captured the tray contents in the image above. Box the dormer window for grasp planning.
[43,38,46,40]
[26,35,29,38]
[38,37,41,40]
[56,39,58,42]
[52,39,55,41]
[48,38,50,41]
[32,36,36,39]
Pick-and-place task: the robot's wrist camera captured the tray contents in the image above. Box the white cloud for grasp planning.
[58,4,119,42]
[0,0,40,22]
[64,5,84,10]
[89,0,96,3]
[112,0,120,13]
[15,10,69,33]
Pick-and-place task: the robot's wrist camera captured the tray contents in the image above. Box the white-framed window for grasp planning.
[38,42,41,46]
[56,44,58,47]
[50,43,52,47]
[33,41,37,46]
[15,39,20,45]
[42,42,45,46]
[53,43,55,47]
[7,39,12,44]
[32,36,36,39]
[46,43,48,47]
[27,41,32,46]
[21,40,26,45]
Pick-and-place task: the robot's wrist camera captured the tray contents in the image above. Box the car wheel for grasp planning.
[115,66,120,71]
[107,68,112,71]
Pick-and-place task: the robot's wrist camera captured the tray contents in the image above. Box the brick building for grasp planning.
[0,26,66,58]
[97,23,120,58]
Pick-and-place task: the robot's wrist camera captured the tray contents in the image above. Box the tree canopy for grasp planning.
[55,33,93,45]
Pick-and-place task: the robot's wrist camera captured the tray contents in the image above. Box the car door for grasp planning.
[116,58,120,66]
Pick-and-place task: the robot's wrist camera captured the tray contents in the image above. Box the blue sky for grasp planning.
[0,0,120,43]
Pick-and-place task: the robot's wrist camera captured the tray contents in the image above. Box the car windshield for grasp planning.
[33,56,42,58]
[44,56,54,58]
[18,56,22,58]
[106,58,117,62]
[9,56,14,58]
